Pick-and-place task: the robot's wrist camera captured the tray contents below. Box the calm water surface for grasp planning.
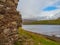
[22,25,60,36]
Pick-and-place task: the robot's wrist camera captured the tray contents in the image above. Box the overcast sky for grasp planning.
[17,0,60,19]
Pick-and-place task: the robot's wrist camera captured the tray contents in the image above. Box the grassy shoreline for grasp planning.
[14,28,60,45]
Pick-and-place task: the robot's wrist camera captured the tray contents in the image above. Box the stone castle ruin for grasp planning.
[0,0,22,45]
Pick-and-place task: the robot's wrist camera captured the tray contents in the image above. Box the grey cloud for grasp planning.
[17,0,60,20]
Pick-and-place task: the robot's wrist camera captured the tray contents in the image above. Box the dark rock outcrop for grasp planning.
[0,0,22,45]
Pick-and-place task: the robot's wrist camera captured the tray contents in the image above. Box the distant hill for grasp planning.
[23,18,60,25]
[22,19,36,23]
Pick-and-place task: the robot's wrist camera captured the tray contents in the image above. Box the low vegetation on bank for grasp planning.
[23,19,60,25]
[14,28,60,45]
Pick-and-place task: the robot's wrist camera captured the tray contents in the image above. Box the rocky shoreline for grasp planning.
[24,30,60,44]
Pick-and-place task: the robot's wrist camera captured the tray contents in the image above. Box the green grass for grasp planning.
[14,27,60,45]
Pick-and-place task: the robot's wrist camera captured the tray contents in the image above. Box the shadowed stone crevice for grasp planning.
[0,0,22,45]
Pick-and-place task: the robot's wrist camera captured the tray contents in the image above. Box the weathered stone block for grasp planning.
[0,0,22,45]
[0,0,6,2]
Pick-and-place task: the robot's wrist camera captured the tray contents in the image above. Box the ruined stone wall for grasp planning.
[0,0,22,45]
